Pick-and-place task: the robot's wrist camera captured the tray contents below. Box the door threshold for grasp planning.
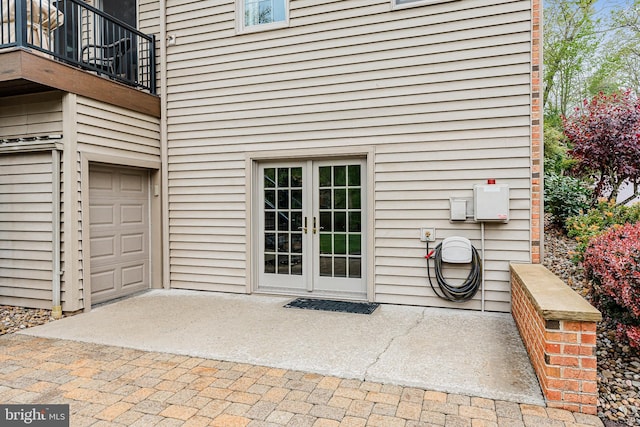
[254,288,368,302]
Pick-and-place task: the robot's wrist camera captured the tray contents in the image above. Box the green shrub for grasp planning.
[544,173,590,228]
[544,126,577,175]
[566,199,640,262]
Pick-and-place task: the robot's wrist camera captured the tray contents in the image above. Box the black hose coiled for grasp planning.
[426,241,482,303]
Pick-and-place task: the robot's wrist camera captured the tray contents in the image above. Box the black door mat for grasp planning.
[284,298,379,315]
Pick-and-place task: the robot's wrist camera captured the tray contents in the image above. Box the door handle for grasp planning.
[313,217,324,234]
[297,217,308,234]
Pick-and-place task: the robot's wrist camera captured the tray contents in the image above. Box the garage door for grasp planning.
[89,165,150,305]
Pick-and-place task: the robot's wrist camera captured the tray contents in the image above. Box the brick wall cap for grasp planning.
[511,263,602,322]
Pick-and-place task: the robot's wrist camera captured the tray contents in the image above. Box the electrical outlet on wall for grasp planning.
[420,227,436,242]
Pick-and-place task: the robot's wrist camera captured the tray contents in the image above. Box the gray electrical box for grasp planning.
[449,198,467,221]
[473,183,509,222]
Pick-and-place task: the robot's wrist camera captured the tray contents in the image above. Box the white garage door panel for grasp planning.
[122,204,144,224]
[91,270,116,294]
[122,264,145,287]
[91,171,113,190]
[121,233,144,255]
[90,165,150,305]
[90,205,115,226]
[90,236,116,259]
[120,173,144,192]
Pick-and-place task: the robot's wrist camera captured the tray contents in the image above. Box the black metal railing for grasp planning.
[0,0,156,94]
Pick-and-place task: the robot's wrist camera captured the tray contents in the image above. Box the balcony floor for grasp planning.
[0,48,159,118]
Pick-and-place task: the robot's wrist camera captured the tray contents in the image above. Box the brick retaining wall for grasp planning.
[511,263,601,414]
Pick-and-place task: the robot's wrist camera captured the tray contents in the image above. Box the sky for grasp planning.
[594,0,634,16]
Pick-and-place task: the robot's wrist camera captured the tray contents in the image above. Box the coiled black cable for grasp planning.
[425,241,482,302]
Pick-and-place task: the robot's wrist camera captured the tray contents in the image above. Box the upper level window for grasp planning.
[392,0,455,9]
[239,0,288,32]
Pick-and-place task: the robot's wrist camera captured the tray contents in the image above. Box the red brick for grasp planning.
[582,382,598,394]
[545,331,578,343]
[581,323,597,333]
[581,405,597,415]
[562,321,582,332]
[546,379,565,390]
[565,380,580,392]
[562,368,596,381]
[563,345,580,355]
[549,402,580,412]
[581,394,598,405]
[581,333,596,345]
[579,346,595,356]
[545,343,561,354]
[564,392,581,403]
[581,358,597,370]
[547,355,579,367]
[545,389,562,401]
[547,378,579,392]
[545,365,561,378]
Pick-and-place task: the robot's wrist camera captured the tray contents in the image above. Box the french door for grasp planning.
[257,159,366,299]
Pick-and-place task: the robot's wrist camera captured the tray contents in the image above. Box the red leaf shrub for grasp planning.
[618,324,640,350]
[563,90,640,203]
[583,222,640,349]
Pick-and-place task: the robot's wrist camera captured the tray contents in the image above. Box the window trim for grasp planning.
[391,0,456,10]
[236,0,290,34]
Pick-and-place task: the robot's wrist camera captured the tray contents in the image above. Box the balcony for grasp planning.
[0,0,158,116]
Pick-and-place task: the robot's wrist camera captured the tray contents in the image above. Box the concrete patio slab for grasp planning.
[20,289,544,405]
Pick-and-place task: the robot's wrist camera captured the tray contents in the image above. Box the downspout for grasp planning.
[159,0,169,289]
[52,148,62,319]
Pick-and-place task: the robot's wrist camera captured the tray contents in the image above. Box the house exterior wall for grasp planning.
[0,93,63,309]
[0,92,63,139]
[0,92,161,311]
[72,95,162,310]
[139,0,162,94]
[76,96,162,162]
[161,0,537,312]
[0,151,55,308]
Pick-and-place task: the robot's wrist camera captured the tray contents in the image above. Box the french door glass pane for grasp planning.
[265,254,275,273]
[318,164,362,279]
[319,166,331,187]
[334,166,346,186]
[265,168,276,187]
[348,165,361,186]
[264,167,303,276]
[334,257,347,278]
[334,189,346,209]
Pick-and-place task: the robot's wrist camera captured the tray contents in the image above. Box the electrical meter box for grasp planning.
[473,183,510,222]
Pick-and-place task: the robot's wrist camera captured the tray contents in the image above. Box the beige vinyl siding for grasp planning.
[139,0,161,94]
[164,0,533,310]
[0,153,54,308]
[0,93,62,308]
[374,139,531,312]
[76,96,161,160]
[0,92,63,139]
[139,0,160,35]
[72,96,160,309]
[58,151,81,310]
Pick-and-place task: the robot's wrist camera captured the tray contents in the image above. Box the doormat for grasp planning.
[284,298,379,315]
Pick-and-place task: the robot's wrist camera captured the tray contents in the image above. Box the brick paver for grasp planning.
[0,335,604,427]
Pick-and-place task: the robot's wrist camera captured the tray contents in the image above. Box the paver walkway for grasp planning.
[0,335,604,427]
